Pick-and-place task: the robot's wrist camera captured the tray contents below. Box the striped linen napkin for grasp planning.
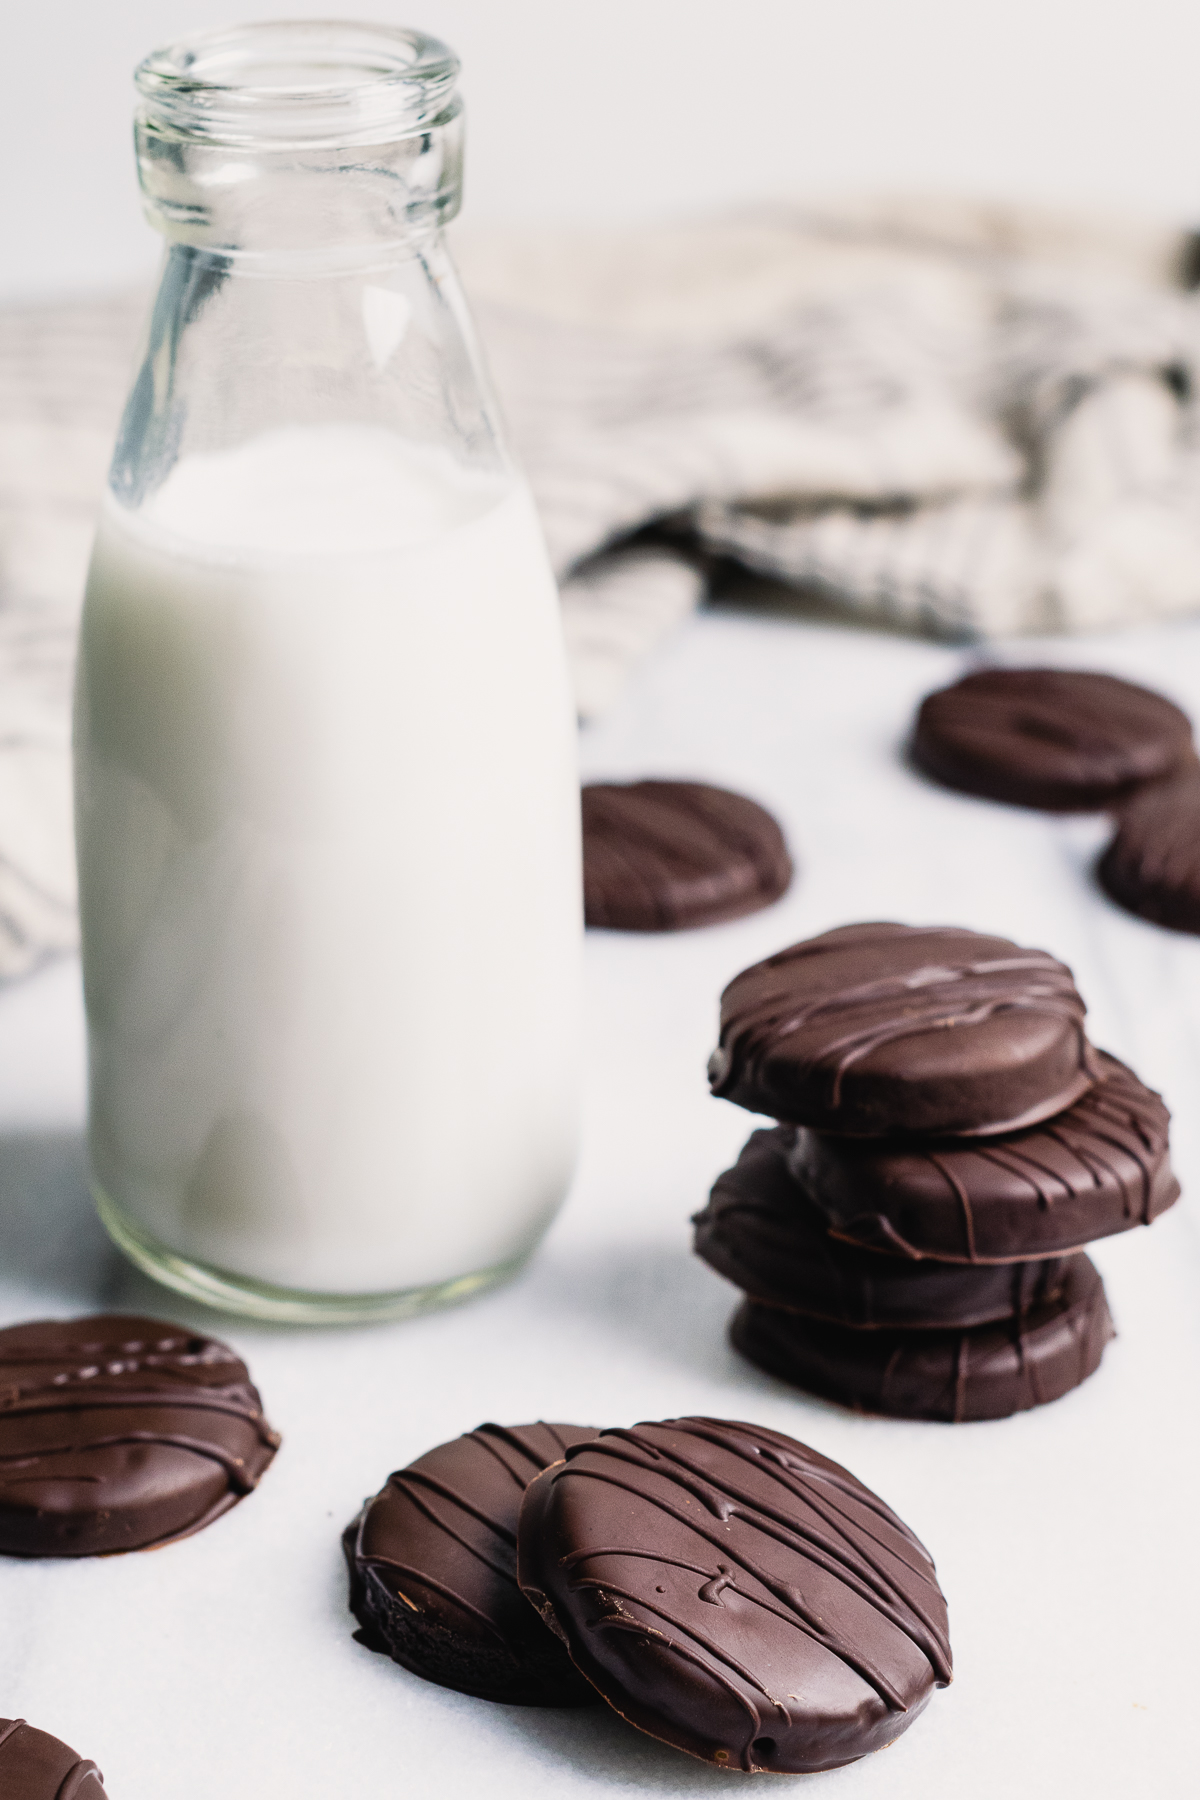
[3,195,1200,977]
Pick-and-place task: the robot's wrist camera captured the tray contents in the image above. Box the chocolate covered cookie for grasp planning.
[731,1255,1114,1421]
[1098,766,1200,933]
[789,1051,1178,1263]
[582,780,792,931]
[0,1314,278,1557]
[709,921,1097,1137]
[694,1127,1074,1327]
[518,1418,951,1772]
[345,1421,601,1705]
[912,667,1193,810]
[0,1718,108,1799]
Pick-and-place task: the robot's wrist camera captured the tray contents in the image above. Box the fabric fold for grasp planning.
[4,197,1200,975]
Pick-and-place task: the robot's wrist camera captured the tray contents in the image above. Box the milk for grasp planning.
[75,426,582,1296]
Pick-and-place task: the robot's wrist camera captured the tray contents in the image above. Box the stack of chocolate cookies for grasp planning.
[696,922,1180,1421]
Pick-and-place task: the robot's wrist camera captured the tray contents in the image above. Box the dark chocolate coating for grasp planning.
[345,1422,602,1705]
[1098,765,1200,933]
[0,1314,279,1558]
[518,1418,951,1773]
[582,780,792,931]
[694,1127,1075,1327]
[790,1051,1178,1263]
[0,1718,108,1798]
[731,1255,1114,1421]
[709,921,1098,1137]
[912,667,1193,810]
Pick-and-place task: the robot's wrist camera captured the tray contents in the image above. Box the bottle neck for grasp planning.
[134,21,463,264]
[136,115,463,268]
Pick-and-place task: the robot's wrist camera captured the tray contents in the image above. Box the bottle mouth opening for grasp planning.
[135,19,460,147]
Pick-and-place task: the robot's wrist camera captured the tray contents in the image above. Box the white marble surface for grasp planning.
[1,599,1198,1797]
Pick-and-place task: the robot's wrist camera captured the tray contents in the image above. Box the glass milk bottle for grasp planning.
[73,22,582,1323]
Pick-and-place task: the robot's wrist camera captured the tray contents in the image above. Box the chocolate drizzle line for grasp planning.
[579,1572,794,1704]
[924,1063,1166,1255]
[582,781,792,932]
[376,1475,517,1586]
[0,1335,279,1454]
[715,929,1092,1107]
[379,1421,561,1575]
[391,1469,522,1550]
[0,1317,280,1555]
[927,1152,979,1259]
[553,1420,951,1738]
[350,1422,600,1707]
[466,1424,561,1499]
[0,1387,277,1436]
[696,1129,1074,1328]
[972,1077,1159,1214]
[806,1051,1175,1263]
[569,1548,910,1713]
[0,1430,261,1493]
[362,1424,591,1614]
[733,1258,1113,1423]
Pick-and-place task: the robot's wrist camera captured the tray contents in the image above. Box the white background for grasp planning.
[1,607,1198,1798]
[4,0,1200,299]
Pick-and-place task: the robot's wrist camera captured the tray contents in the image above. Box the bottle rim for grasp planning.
[135,19,460,148]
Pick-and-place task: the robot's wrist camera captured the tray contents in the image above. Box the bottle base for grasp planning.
[93,1185,529,1325]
